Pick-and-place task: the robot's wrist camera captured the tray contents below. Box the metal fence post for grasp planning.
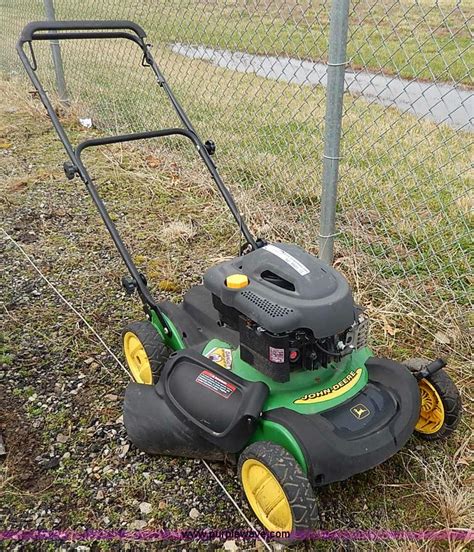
[43,0,69,104]
[319,0,350,264]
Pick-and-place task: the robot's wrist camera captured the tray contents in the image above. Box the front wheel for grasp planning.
[238,441,318,536]
[122,321,170,384]
[405,358,462,440]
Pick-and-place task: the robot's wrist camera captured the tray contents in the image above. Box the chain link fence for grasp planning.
[1,0,472,360]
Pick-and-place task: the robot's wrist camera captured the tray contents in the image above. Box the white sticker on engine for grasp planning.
[269,346,285,363]
[263,244,310,276]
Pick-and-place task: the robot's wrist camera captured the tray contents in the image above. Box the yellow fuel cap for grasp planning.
[226,274,249,289]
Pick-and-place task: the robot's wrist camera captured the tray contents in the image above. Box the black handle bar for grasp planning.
[16,18,258,328]
[19,20,146,44]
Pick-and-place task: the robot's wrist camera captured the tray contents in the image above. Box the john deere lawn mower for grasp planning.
[18,21,462,535]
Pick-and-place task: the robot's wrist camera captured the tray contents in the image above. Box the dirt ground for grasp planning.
[0,79,472,551]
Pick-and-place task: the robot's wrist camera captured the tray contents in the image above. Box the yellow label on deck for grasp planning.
[294,368,363,404]
[205,346,233,370]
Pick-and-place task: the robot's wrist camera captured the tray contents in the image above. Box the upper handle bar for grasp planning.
[19,20,147,45]
[16,18,258,278]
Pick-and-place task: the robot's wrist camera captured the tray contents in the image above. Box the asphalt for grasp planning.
[172,43,473,132]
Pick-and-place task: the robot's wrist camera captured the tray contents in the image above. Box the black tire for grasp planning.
[122,320,170,384]
[238,441,318,537]
[404,358,462,441]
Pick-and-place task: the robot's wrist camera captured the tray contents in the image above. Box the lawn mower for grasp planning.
[18,21,462,536]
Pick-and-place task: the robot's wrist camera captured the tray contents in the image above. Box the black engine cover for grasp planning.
[204,243,356,338]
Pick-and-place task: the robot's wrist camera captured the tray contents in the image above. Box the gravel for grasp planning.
[0,81,250,550]
[189,508,200,520]
[1,78,470,551]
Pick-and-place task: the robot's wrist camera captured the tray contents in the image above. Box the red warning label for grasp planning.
[195,370,237,399]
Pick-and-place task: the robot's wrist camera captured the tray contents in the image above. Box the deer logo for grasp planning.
[350,403,370,420]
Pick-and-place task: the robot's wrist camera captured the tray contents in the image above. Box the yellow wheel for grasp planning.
[238,441,318,536]
[122,321,170,385]
[405,359,462,441]
[123,331,152,384]
[241,458,293,532]
[416,379,445,434]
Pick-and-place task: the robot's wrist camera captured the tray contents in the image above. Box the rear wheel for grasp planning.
[122,321,170,384]
[404,358,462,440]
[238,441,318,536]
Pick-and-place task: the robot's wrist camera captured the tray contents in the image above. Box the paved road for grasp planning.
[172,43,473,132]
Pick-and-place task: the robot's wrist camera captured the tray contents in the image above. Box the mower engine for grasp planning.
[204,243,370,382]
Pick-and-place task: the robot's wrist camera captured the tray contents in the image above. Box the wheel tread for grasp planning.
[238,441,318,534]
[122,320,170,383]
[404,358,462,441]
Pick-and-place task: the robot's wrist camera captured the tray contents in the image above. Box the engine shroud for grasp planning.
[204,243,361,382]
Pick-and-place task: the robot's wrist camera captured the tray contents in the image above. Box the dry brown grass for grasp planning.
[1,70,472,550]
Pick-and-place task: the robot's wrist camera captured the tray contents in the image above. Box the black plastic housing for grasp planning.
[205,243,356,337]
[239,317,291,382]
[158,350,269,452]
[264,357,420,485]
[123,382,228,461]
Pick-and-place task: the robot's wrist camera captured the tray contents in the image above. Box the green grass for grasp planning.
[3,26,471,360]
[0,0,472,84]
[1,79,472,550]
[1,2,472,546]
[63,0,474,84]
